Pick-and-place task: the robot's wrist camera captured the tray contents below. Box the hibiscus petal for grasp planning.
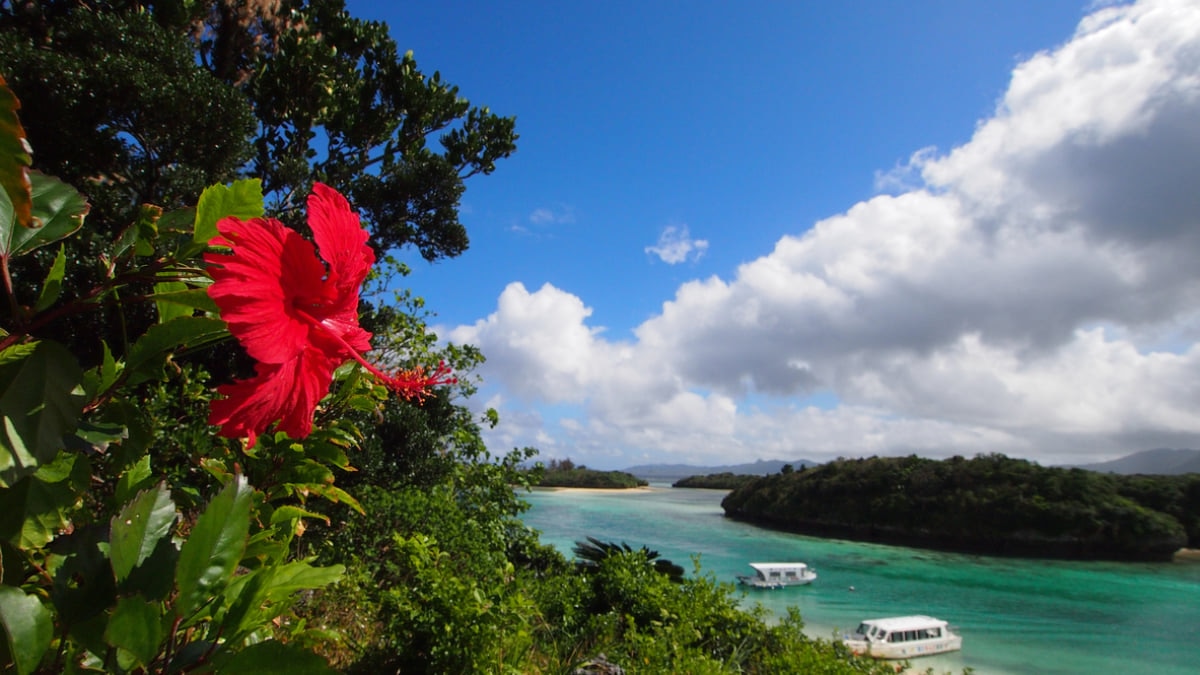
[205,216,325,364]
[308,183,374,316]
[208,345,340,446]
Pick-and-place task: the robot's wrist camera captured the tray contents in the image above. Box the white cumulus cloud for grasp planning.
[451,0,1200,468]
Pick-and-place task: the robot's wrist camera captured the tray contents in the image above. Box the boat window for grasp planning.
[917,629,929,639]
[854,623,869,636]
[886,632,897,643]
[929,627,941,638]
[905,630,916,641]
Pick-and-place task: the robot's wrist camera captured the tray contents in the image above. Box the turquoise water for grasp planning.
[519,486,1200,675]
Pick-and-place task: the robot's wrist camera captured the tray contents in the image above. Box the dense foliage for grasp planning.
[674,472,763,490]
[723,454,1196,561]
[0,0,518,261]
[533,456,648,488]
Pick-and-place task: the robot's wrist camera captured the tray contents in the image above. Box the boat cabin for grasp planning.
[737,562,817,588]
[843,615,962,659]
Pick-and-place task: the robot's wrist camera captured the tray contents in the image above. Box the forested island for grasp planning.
[722,454,1200,561]
[673,472,763,489]
[537,458,648,488]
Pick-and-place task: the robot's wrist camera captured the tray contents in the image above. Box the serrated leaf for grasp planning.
[0,77,32,231]
[175,476,253,620]
[118,533,178,600]
[210,638,336,675]
[194,180,263,246]
[115,454,154,504]
[0,171,89,258]
[104,595,164,668]
[110,483,176,584]
[0,585,52,675]
[0,341,85,487]
[124,316,228,386]
[33,244,66,312]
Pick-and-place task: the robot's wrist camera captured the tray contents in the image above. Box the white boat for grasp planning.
[736,562,817,588]
[842,615,962,660]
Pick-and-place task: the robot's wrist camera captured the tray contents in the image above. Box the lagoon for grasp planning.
[520,486,1200,675]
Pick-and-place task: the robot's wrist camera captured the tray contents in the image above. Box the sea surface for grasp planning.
[519,485,1200,675]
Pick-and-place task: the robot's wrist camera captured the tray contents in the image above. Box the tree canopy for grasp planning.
[0,0,517,259]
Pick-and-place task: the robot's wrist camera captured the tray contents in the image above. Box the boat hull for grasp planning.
[844,634,962,659]
[736,575,815,589]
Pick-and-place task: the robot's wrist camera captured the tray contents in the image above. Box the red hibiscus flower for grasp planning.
[205,183,454,446]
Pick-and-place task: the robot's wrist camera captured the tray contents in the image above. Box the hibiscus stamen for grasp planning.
[293,307,456,400]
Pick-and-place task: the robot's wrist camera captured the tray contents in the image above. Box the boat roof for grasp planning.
[747,562,809,571]
[857,616,948,631]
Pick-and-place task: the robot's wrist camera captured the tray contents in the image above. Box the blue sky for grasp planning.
[348,0,1200,469]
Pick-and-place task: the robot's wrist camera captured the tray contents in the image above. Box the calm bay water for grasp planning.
[519,486,1200,675]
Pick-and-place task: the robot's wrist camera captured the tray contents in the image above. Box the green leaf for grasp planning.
[0,585,52,675]
[299,484,363,515]
[124,316,228,386]
[194,179,263,246]
[260,560,343,604]
[110,483,177,584]
[0,171,89,259]
[0,452,88,550]
[15,452,89,549]
[82,341,121,402]
[153,281,190,323]
[151,282,218,324]
[269,505,331,527]
[118,532,178,601]
[210,639,335,675]
[218,560,342,643]
[175,475,253,619]
[0,341,85,487]
[112,204,161,259]
[0,77,32,231]
[104,595,165,668]
[67,419,127,454]
[33,245,66,312]
[115,454,154,504]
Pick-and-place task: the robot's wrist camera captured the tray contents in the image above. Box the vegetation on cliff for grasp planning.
[722,454,1199,561]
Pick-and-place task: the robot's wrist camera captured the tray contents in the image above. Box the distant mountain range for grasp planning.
[625,448,1200,480]
[622,458,818,481]
[1067,448,1200,475]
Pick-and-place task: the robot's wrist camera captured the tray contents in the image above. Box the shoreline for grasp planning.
[530,485,654,494]
[1173,548,1200,562]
